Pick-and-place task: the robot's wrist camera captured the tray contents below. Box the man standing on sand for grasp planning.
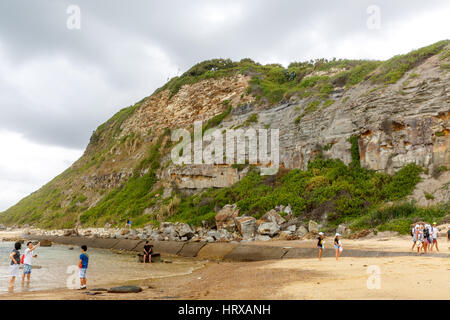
[78,245,89,290]
[22,241,40,284]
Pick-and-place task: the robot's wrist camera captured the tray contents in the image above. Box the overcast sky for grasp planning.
[0,0,449,212]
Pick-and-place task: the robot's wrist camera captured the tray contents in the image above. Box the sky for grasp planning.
[0,0,449,212]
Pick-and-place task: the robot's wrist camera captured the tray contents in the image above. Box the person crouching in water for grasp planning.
[334,233,343,260]
[143,241,153,264]
[78,245,89,290]
[8,242,21,290]
[22,241,40,284]
[317,232,325,260]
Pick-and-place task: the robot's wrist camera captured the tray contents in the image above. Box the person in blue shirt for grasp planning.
[78,245,89,290]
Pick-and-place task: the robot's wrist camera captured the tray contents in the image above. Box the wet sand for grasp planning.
[1,235,449,300]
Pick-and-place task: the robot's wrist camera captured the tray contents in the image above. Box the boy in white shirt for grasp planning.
[22,241,40,283]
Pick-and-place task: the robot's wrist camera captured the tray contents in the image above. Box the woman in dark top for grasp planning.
[143,241,153,264]
[9,242,21,290]
[317,232,325,261]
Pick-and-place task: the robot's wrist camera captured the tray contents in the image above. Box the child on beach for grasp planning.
[22,241,40,284]
[417,226,424,255]
[317,232,325,261]
[78,245,89,290]
[334,233,343,260]
[8,242,21,290]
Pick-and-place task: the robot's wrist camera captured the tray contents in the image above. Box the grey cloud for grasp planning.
[0,0,448,149]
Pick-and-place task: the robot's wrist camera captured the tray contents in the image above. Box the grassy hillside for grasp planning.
[155,40,449,106]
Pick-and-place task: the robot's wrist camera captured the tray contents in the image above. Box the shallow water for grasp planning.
[0,241,204,294]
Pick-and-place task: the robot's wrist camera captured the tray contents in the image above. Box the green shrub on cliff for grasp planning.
[370,40,449,84]
[80,131,170,227]
[167,157,424,227]
[381,163,422,201]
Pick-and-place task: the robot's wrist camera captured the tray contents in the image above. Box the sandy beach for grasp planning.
[0,231,449,300]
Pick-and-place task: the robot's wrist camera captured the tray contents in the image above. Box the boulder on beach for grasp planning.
[308,220,319,233]
[39,239,52,247]
[257,222,280,237]
[108,286,143,293]
[215,204,239,231]
[177,224,194,239]
[297,226,308,237]
[234,216,256,239]
[261,210,286,225]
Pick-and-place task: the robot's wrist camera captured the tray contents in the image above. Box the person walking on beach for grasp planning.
[429,223,439,252]
[423,224,432,252]
[317,232,325,261]
[334,233,343,260]
[417,226,425,255]
[22,241,40,284]
[8,242,21,290]
[143,241,153,264]
[126,218,132,229]
[426,223,433,248]
[78,245,89,290]
[411,224,419,251]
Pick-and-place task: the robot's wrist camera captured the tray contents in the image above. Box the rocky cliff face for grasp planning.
[165,50,449,191]
[1,42,449,228]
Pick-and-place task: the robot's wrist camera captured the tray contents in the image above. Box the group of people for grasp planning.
[8,241,90,291]
[411,222,443,255]
[317,232,343,261]
[9,241,40,290]
[8,239,154,291]
[317,223,449,260]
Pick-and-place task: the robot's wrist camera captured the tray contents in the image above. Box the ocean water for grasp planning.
[0,241,204,294]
